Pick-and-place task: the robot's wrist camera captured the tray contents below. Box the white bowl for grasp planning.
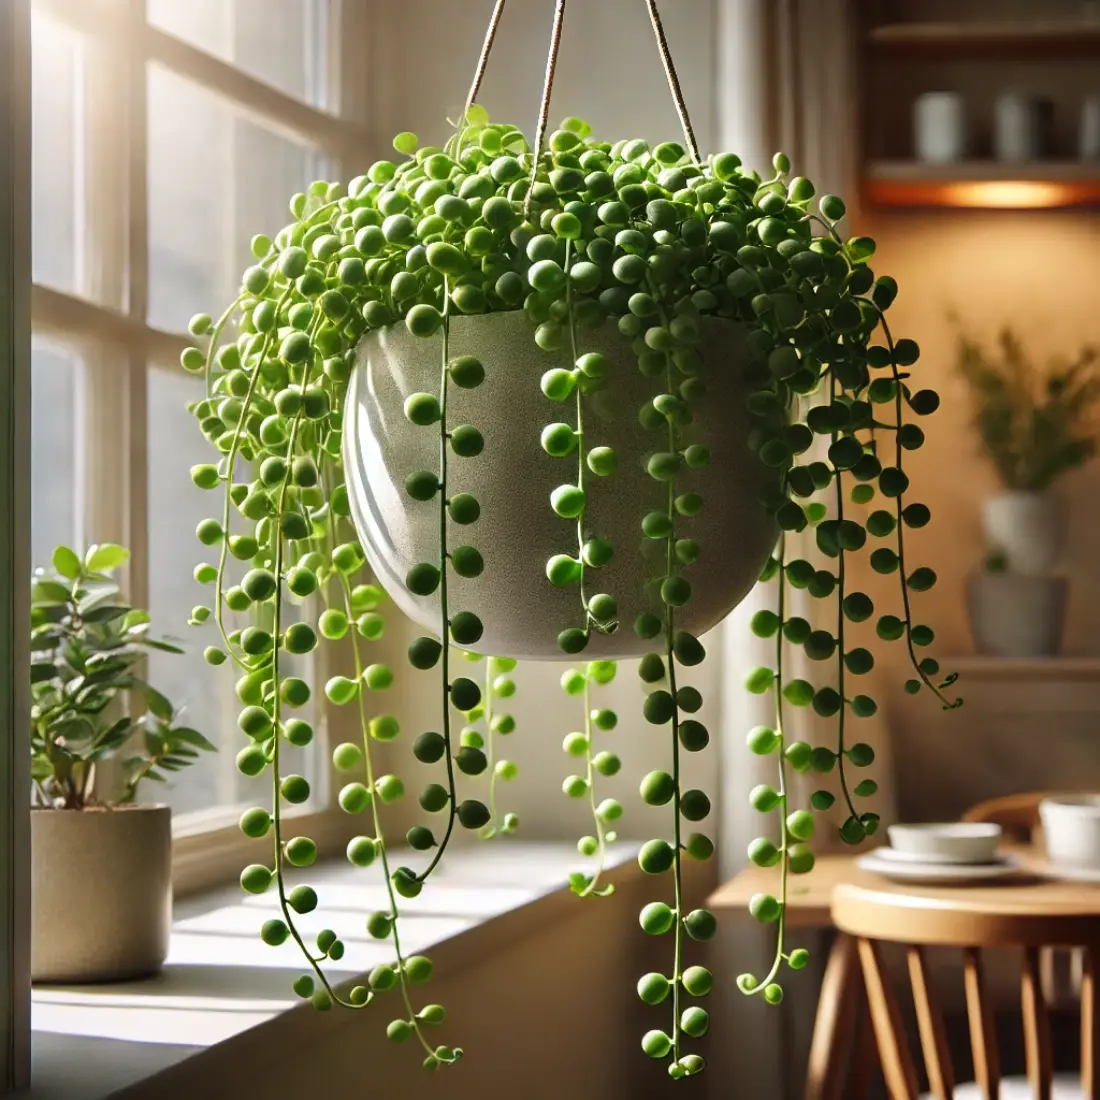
[1040,795,1100,868]
[887,822,1002,864]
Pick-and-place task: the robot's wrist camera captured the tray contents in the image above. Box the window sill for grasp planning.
[29,841,638,1100]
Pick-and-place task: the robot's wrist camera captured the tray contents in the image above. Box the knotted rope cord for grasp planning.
[644,0,701,163]
[523,0,567,222]
[461,0,508,121]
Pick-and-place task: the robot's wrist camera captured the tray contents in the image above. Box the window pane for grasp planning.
[146,368,321,819]
[31,339,80,569]
[146,0,329,109]
[31,12,81,293]
[147,65,331,333]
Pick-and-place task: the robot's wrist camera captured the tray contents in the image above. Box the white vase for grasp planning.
[981,491,1063,576]
[31,804,172,982]
[342,312,778,660]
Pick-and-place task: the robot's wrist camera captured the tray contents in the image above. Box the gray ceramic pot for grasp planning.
[966,571,1068,658]
[343,311,777,659]
[32,804,171,983]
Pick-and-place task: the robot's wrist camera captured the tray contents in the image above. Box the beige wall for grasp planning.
[849,208,1100,814]
[368,0,718,155]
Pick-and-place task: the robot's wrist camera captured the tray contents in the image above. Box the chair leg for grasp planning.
[963,947,1001,1100]
[1022,946,1053,1100]
[859,937,919,1100]
[1083,949,1099,1100]
[805,934,861,1100]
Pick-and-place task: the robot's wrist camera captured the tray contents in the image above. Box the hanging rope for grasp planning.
[458,0,701,215]
[462,0,508,118]
[523,0,567,222]
[643,0,701,163]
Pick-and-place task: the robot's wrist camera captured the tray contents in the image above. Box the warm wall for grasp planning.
[368,0,718,155]
[851,207,1100,813]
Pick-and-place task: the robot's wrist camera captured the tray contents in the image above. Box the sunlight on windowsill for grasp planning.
[30,843,632,1098]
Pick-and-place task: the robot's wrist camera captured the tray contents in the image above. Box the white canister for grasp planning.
[914,92,966,163]
[1080,95,1100,160]
[994,92,1053,162]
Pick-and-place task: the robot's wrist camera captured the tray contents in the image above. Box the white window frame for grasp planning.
[27,0,382,895]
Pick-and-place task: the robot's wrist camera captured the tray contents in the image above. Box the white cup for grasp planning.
[994,91,1053,161]
[914,92,966,162]
[1081,95,1100,160]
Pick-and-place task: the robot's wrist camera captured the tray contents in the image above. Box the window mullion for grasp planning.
[125,0,149,614]
[76,14,136,568]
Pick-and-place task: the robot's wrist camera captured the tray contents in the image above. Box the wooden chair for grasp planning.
[965,792,1088,1003]
[962,792,1063,842]
[832,882,1100,1100]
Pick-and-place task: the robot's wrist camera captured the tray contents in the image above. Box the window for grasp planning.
[30,11,81,295]
[29,340,80,566]
[29,0,366,834]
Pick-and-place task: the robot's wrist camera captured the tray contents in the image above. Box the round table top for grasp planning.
[709,844,1100,943]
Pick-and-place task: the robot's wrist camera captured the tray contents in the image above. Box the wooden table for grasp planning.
[709,846,1100,925]
[707,847,1100,1099]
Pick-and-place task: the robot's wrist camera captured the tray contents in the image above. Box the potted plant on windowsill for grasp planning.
[30,543,214,983]
[175,1,958,1077]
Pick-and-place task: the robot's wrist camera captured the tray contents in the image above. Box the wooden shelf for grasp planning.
[864,161,1100,208]
[945,656,1100,681]
[867,20,1100,58]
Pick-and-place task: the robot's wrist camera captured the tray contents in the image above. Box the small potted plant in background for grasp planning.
[30,543,213,983]
[957,326,1100,656]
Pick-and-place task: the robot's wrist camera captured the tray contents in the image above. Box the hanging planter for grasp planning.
[343,310,777,658]
[178,0,959,1079]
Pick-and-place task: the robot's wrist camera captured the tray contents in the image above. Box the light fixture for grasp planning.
[942,181,1074,208]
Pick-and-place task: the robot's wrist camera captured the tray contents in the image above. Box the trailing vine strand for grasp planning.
[480,654,519,838]
[410,276,459,884]
[563,659,619,898]
[182,76,955,1074]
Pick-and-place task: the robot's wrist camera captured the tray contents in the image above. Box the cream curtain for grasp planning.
[709,2,899,1097]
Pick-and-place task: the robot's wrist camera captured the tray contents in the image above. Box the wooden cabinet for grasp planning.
[858,1,1100,207]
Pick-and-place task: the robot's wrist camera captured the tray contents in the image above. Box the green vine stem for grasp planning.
[630,281,715,1079]
[877,309,961,710]
[481,655,519,838]
[542,236,617,653]
[413,277,458,884]
[563,659,619,898]
[739,534,804,1000]
[830,376,861,827]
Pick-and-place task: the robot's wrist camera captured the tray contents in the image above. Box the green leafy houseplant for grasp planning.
[177,2,957,1077]
[957,326,1100,491]
[31,543,214,809]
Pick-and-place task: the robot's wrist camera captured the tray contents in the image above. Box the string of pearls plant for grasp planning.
[182,102,955,1078]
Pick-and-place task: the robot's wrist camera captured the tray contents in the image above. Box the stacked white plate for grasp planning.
[856,822,1021,885]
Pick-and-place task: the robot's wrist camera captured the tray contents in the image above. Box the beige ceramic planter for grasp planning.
[343,311,777,659]
[32,804,171,983]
